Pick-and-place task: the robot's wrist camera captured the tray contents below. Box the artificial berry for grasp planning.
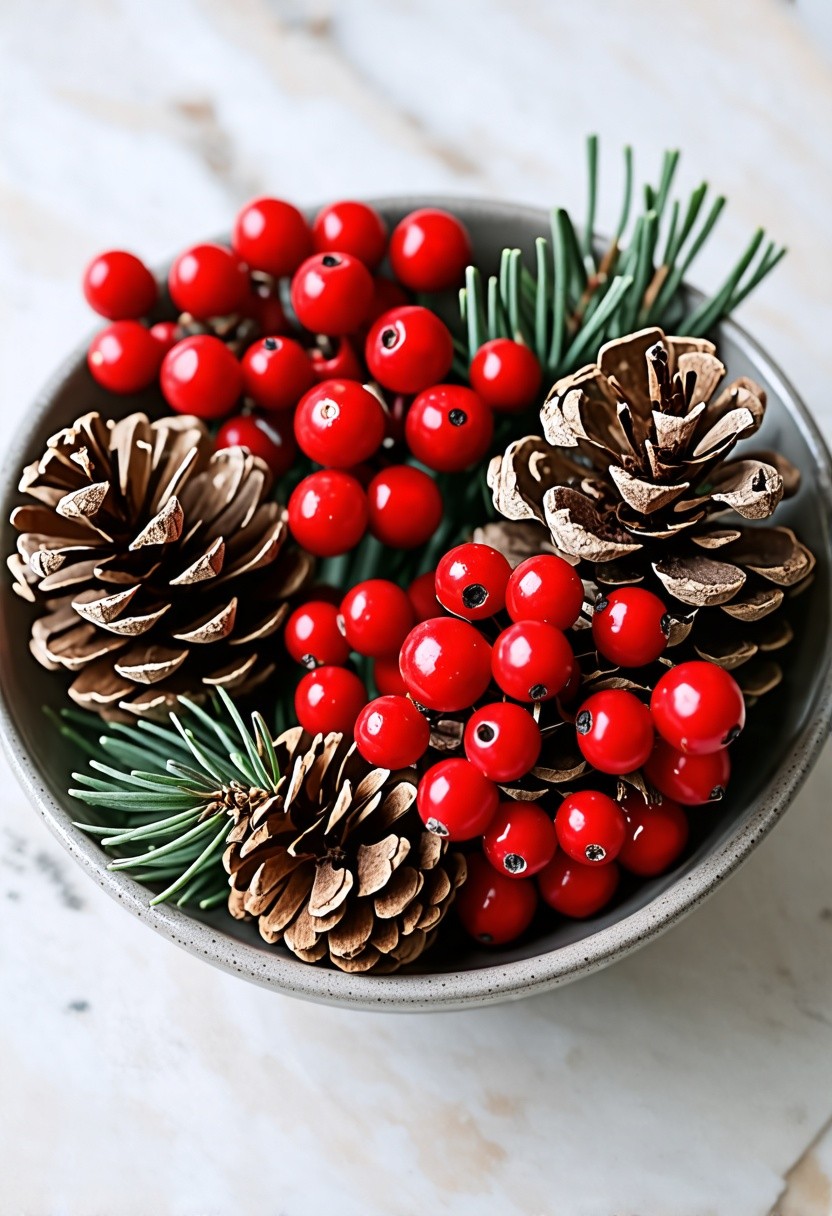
[309,337,364,382]
[294,379,385,468]
[339,579,415,658]
[491,620,573,703]
[435,542,511,621]
[365,275,410,327]
[506,555,584,631]
[617,790,689,876]
[592,587,669,668]
[365,306,454,395]
[464,702,541,783]
[232,196,313,277]
[651,661,746,755]
[560,655,582,704]
[87,321,162,394]
[247,288,289,335]
[416,758,498,840]
[291,252,374,335]
[168,243,248,319]
[575,689,654,775]
[405,385,494,473]
[285,600,351,669]
[389,207,472,292]
[456,854,537,945]
[241,336,315,412]
[367,466,443,549]
[83,250,157,320]
[295,665,367,736]
[288,470,368,557]
[407,571,442,623]
[312,200,388,270]
[399,617,492,712]
[538,853,620,918]
[354,695,430,769]
[555,790,627,865]
[149,321,180,354]
[160,335,243,419]
[644,738,731,806]
[215,413,295,478]
[469,338,542,413]
[483,801,557,879]
[373,654,408,696]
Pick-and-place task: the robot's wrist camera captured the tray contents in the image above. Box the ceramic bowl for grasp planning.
[2,197,831,1012]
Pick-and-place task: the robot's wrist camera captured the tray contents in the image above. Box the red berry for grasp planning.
[506,555,584,631]
[407,571,442,623]
[365,306,453,395]
[288,470,368,557]
[405,385,494,472]
[312,200,388,270]
[354,695,430,769]
[644,738,731,806]
[538,853,620,919]
[389,207,472,293]
[435,542,511,621]
[560,654,582,704]
[83,250,157,320]
[651,661,746,755]
[309,337,364,382]
[373,653,408,696]
[295,666,367,736]
[247,288,290,335]
[483,801,557,879]
[592,587,669,668]
[149,321,179,354]
[367,466,443,549]
[491,621,573,703]
[456,854,537,945]
[365,275,411,327]
[285,601,351,669]
[294,380,385,468]
[617,790,689,876]
[469,338,542,413]
[232,197,312,278]
[416,758,498,840]
[241,336,315,412]
[339,579,414,658]
[87,321,162,394]
[464,702,541,782]
[168,243,248,319]
[555,790,627,865]
[160,335,243,419]
[215,412,295,477]
[291,252,374,335]
[399,617,492,712]
[575,689,654,775]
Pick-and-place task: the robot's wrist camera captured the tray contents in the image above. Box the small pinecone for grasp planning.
[224,727,467,973]
[9,411,312,718]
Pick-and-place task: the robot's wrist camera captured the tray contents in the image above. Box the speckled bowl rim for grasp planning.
[2,196,832,1012]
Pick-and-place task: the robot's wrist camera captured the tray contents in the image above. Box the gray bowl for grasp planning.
[2,198,831,1012]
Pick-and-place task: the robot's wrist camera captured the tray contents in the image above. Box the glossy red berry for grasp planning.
[339,579,415,658]
[389,207,472,292]
[435,542,511,621]
[354,695,430,769]
[365,306,454,394]
[373,653,408,696]
[575,689,654,775]
[456,854,537,945]
[285,601,351,669]
[83,250,157,320]
[617,790,689,876]
[538,853,620,918]
[168,243,248,319]
[483,801,557,879]
[399,617,492,712]
[241,336,315,412]
[215,412,295,477]
[491,621,573,703]
[367,466,443,549]
[287,470,368,557]
[644,738,731,806]
[232,197,312,278]
[294,380,385,468]
[405,385,494,473]
[560,654,582,704]
[291,252,374,335]
[416,758,498,840]
[464,702,541,783]
[87,321,162,394]
[592,587,670,668]
[312,200,388,270]
[160,335,243,419]
[651,661,746,755]
[309,337,364,382]
[469,338,542,413]
[555,790,627,865]
[149,320,179,354]
[247,287,289,335]
[295,665,367,736]
[365,275,410,327]
[407,571,441,623]
[506,555,584,631]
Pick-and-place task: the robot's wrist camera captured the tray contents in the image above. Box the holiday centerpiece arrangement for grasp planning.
[9,139,812,975]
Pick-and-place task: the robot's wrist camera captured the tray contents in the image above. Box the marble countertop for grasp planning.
[1,1,831,1212]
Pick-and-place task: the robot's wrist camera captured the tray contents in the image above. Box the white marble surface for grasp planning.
[1,1,832,1212]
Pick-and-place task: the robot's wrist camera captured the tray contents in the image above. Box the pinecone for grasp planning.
[8,411,312,718]
[224,727,467,973]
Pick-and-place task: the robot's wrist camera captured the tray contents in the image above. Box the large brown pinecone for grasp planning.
[8,411,312,718]
[224,727,467,973]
